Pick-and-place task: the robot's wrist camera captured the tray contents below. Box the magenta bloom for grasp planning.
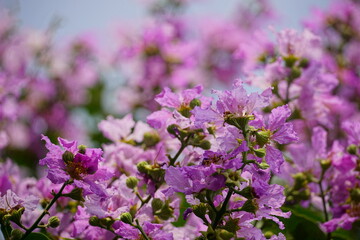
[252,105,298,173]
[40,135,113,197]
[165,165,226,195]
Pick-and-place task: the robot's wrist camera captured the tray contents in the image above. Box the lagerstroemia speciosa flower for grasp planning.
[40,135,113,197]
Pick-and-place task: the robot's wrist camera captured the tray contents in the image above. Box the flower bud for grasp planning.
[289,67,301,81]
[198,140,211,150]
[63,187,84,202]
[207,126,216,135]
[100,217,114,228]
[11,229,23,240]
[89,216,100,226]
[143,132,160,148]
[258,162,270,170]
[350,188,360,203]
[62,150,74,164]
[219,229,234,240]
[347,144,358,155]
[78,145,87,154]
[178,105,192,118]
[264,231,274,238]
[293,188,311,201]
[225,115,254,131]
[167,124,179,136]
[255,130,271,147]
[253,148,266,158]
[299,58,309,68]
[48,216,60,228]
[151,198,164,212]
[137,161,150,174]
[190,98,201,109]
[320,159,331,172]
[120,212,133,224]
[126,177,139,189]
[193,203,208,219]
[284,55,298,68]
[292,172,307,190]
[148,167,165,181]
[9,207,24,226]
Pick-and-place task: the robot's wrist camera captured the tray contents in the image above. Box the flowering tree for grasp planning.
[1,0,360,239]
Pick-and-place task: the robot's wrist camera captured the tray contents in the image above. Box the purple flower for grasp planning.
[165,165,225,194]
[322,213,357,233]
[40,135,113,197]
[342,120,360,145]
[0,189,38,212]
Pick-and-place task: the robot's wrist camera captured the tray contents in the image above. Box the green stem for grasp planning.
[206,190,218,214]
[135,219,150,240]
[211,189,233,229]
[139,195,152,210]
[169,134,192,166]
[318,171,331,240]
[21,181,69,240]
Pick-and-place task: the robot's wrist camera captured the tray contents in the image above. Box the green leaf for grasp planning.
[282,205,324,223]
[280,206,326,240]
[24,232,51,240]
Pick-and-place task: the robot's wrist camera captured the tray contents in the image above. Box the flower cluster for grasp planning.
[2,0,360,239]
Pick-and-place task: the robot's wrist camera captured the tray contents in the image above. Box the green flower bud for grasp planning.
[143,132,160,148]
[126,176,139,189]
[284,55,298,68]
[347,144,358,155]
[223,218,240,233]
[258,162,270,170]
[137,161,150,174]
[255,130,271,147]
[299,58,309,68]
[289,67,301,81]
[148,167,165,181]
[193,203,208,219]
[48,216,60,228]
[62,150,74,164]
[207,126,216,135]
[178,105,192,118]
[78,145,87,154]
[89,216,100,226]
[264,231,274,238]
[120,212,133,224]
[240,199,258,214]
[225,115,254,130]
[298,188,311,200]
[151,198,164,212]
[292,172,307,190]
[167,124,179,135]
[11,229,23,240]
[225,170,243,188]
[320,159,332,172]
[198,140,211,150]
[350,188,360,203]
[63,187,85,202]
[219,229,234,240]
[100,217,115,228]
[253,148,266,158]
[9,207,24,226]
[3,213,11,224]
[190,98,202,109]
